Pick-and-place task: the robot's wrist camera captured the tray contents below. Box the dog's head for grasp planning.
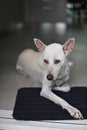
[34,38,75,81]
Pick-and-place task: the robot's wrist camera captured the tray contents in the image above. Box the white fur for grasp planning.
[16,38,83,119]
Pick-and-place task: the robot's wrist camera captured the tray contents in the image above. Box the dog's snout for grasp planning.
[47,74,54,80]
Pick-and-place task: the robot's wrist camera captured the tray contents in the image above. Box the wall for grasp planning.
[25,0,67,23]
[0,0,25,32]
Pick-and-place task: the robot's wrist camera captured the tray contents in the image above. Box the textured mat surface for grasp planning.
[13,87,87,120]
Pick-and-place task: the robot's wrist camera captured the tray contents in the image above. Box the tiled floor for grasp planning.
[0,21,87,110]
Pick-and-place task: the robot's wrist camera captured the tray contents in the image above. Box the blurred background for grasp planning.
[0,0,87,110]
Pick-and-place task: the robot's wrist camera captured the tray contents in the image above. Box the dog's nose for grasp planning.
[47,74,54,80]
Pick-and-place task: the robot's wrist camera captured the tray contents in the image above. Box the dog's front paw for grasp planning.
[64,105,84,119]
[54,83,70,92]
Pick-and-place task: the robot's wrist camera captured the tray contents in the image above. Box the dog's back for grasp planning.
[16,49,43,82]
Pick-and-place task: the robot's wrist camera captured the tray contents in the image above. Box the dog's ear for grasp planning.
[63,38,75,55]
[34,38,46,52]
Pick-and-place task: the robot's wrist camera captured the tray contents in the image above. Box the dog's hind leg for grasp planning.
[16,64,24,74]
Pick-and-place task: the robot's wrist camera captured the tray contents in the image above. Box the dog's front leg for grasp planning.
[40,77,83,119]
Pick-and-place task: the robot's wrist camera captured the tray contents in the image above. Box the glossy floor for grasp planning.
[0,21,87,110]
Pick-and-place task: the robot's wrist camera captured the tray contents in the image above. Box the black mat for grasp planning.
[13,87,87,120]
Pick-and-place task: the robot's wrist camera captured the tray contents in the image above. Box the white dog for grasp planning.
[16,38,83,119]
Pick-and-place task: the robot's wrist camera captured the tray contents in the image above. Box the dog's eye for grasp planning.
[44,59,49,64]
[54,59,60,64]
